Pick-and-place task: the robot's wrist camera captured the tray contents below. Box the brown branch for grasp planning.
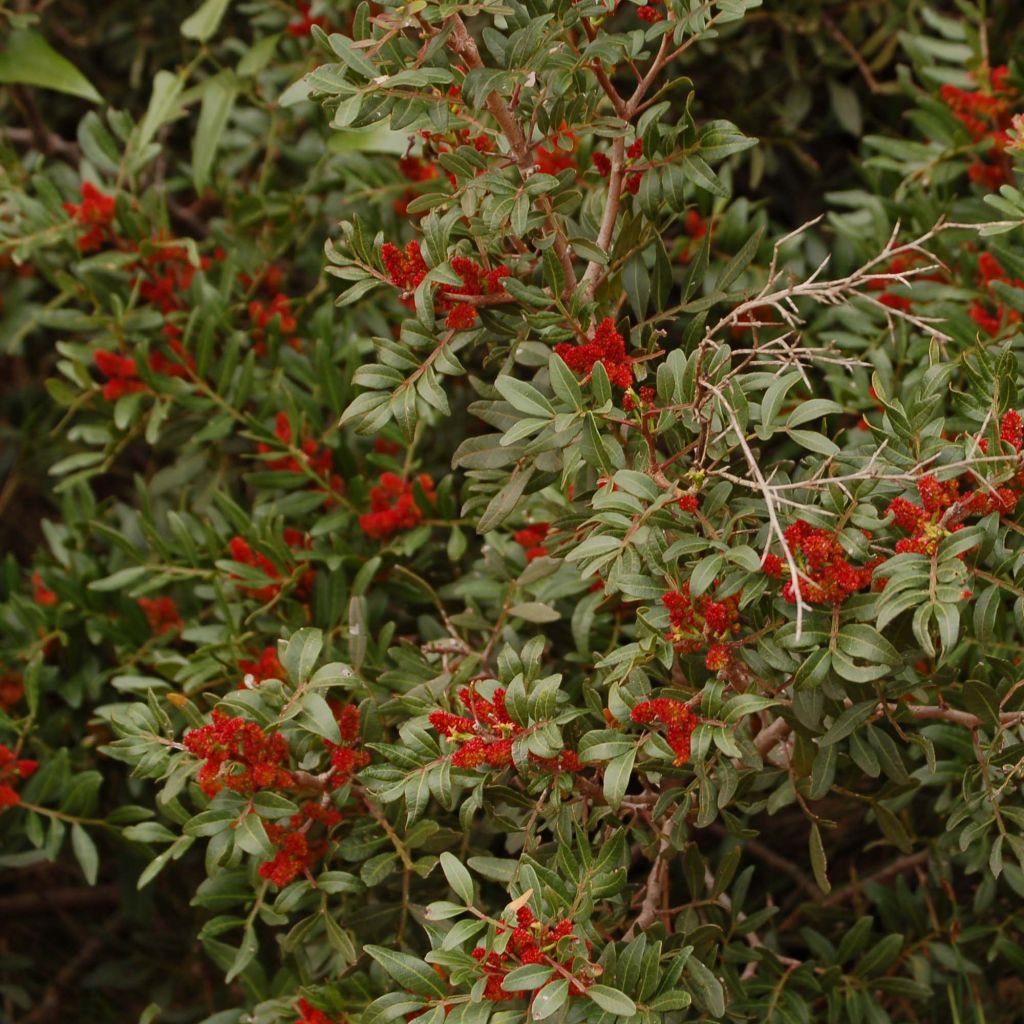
[820,13,891,96]
[447,15,577,297]
[20,912,125,1024]
[623,820,672,941]
[580,134,626,301]
[0,885,120,916]
[823,849,931,907]
[706,823,821,900]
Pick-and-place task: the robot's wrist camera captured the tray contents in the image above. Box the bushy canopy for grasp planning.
[3,2,1024,1022]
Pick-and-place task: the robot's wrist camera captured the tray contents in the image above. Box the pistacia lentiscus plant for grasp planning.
[4,1,1024,1022]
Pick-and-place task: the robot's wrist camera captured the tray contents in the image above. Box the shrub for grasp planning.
[3,2,1024,1022]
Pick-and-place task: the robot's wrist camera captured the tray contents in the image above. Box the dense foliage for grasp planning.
[4,1,1024,1022]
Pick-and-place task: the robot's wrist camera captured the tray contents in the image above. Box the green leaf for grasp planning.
[295,692,342,743]
[963,680,1001,728]
[549,353,583,411]
[88,566,148,592]
[603,747,636,810]
[0,30,102,103]
[496,377,555,419]
[476,466,534,533]
[235,813,275,859]
[819,700,876,746]
[809,823,831,895]
[689,555,723,598]
[136,70,186,159]
[439,852,474,904]
[648,991,693,1011]
[684,956,725,1017]
[854,934,904,978]
[181,0,233,41]
[225,924,258,983]
[282,627,323,684]
[716,224,763,291]
[721,694,780,723]
[531,978,569,1020]
[587,985,636,1016]
[501,963,555,991]
[836,624,901,666]
[365,945,448,998]
[681,155,729,198]
[71,824,99,885]
[193,72,239,192]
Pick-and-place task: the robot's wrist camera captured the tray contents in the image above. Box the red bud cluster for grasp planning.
[472,906,593,1000]
[429,688,580,775]
[238,646,285,687]
[555,317,633,389]
[359,472,437,540]
[514,522,551,561]
[762,521,878,605]
[631,698,699,765]
[137,596,183,636]
[380,241,510,329]
[227,531,315,603]
[940,65,1018,188]
[662,583,740,670]
[260,801,344,886]
[183,712,294,798]
[0,744,36,807]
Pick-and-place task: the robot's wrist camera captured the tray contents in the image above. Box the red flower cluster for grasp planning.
[940,65,1018,188]
[622,385,656,413]
[238,646,284,687]
[762,521,878,605]
[380,241,510,329]
[359,472,436,540]
[259,801,343,886]
[677,493,701,514]
[64,182,116,252]
[398,156,440,183]
[0,672,24,711]
[662,583,740,670]
[373,436,402,456]
[884,412,1024,554]
[258,412,343,497]
[982,407,1024,453]
[635,0,664,22]
[137,243,211,316]
[535,122,577,176]
[295,999,341,1024]
[592,138,646,193]
[138,596,183,636]
[93,350,145,401]
[287,1,329,37]
[0,744,37,808]
[227,531,315,603]
[969,251,1024,336]
[472,906,590,1001]
[412,122,495,195]
[250,291,302,355]
[31,572,58,606]
[394,154,441,216]
[631,698,699,765]
[324,702,369,787]
[677,209,713,264]
[93,340,196,402]
[514,522,551,561]
[555,317,632,389]
[183,711,293,798]
[430,688,581,775]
